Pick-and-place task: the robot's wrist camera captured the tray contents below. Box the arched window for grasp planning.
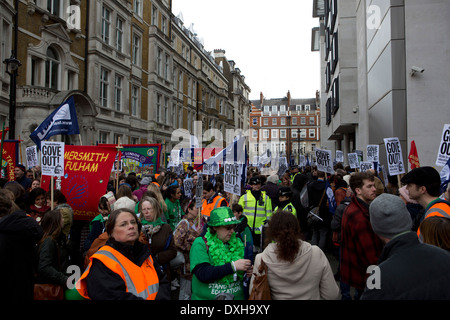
[45,46,59,90]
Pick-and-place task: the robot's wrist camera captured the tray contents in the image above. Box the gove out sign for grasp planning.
[384,137,405,176]
[41,141,65,177]
[436,124,450,166]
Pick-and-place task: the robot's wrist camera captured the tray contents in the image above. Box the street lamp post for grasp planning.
[3,52,21,140]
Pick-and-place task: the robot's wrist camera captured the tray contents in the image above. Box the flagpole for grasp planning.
[18,135,22,164]
[79,134,83,146]
[116,137,122,193]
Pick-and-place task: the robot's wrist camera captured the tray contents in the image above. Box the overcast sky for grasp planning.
[172,0,321,101]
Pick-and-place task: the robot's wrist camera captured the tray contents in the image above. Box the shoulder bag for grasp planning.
[249,258,271,300]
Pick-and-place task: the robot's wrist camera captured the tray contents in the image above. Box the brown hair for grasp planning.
[420,216,450,251]
[349,172,374,192]
[105,208,142,237]
[266,211,301,263]
[38,210,63,245]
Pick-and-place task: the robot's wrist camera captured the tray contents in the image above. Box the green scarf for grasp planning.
[204,230,245,285]
[141,217,166,226]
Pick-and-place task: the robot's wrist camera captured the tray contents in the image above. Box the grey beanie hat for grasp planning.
[369,193,412,239]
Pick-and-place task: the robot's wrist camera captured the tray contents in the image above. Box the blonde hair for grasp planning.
[139,196,163,220]
[147,183,168,213]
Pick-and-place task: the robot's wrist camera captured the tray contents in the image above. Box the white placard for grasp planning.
[360,161,374,172]
[384,137,405,175]
[315,148,334,174]
[348,153,360,169]
[436,124,450,166]
[183,178,193,198]
[26,146,39,168]
[366,145,379,162]
[203,162,219,175]
[41,141,65,177]
[223,162,242,195]
[336,150,344,163]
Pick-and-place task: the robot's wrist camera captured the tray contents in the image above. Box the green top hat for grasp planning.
[208,207,239,227]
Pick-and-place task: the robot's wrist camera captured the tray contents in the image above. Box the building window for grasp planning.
[45,47,59,90]
[100,68,109,107]
[272,118,277,125]
[47,0,60,16]
[131,85,139,116]
[301,117,306,125]
[101,6,111,44]
[152,5,158,26]
[252,129,257,138]
[263,118,268,126]
[114,75,122,111]
[272,129,278,139]
[132,34,141,66]
[99,131,108,144]
[280,129,286,138]
[309,129,316,138]
[30,57,40,86]
[156,94,161,123]
[116,18,124,52]
[292,117,297,125]
[252,118,257,125]
[161,15,167,34]
[263,130,269,139]
[280,118,286,125]
[164,54,170,79]
[300,129,307,138]
[164,97,169,124]
[156,47,162,76]
[134,0,142,17]
[309,117,315,125]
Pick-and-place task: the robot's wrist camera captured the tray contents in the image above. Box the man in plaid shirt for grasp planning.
[340,172,383,300]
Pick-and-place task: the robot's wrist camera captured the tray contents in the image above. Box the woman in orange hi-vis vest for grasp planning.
[77,208,170,300]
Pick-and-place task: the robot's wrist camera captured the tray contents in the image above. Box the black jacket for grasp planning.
[361,232,450,300]
[307,179,331,226]
[0,210,43,300]
[84,239,171,300]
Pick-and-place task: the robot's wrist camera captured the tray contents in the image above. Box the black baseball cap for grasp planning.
[278,187,293,197]
[400,166,441,196]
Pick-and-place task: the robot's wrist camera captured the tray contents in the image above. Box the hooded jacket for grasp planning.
[250,241,339,300]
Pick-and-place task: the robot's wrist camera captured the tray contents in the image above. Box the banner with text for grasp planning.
[384,137,405,175]
[436,124,450,167]
[1,140,19,181]
[41,145,117,221]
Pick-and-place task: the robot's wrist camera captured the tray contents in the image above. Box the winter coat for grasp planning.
[0,210,43,300]
[361,232,450,300]
[261,182,279,211]
[250,241,339,300]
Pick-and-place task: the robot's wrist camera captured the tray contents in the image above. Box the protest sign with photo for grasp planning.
[336,150,344,163]
[348,153,360,169]
[315,148,334,174]
[41,141,65,177]
[384,137,405,175]
[26,146,39,168]
[223,161,242,195]
[366,145,379,162]
[436,124,450,166]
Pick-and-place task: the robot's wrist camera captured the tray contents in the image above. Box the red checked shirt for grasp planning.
[340,195,383,291]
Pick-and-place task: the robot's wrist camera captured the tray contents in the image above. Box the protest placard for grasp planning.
[348,153,360,169]
[384,137,405,175]
[183,178,194,198]
[315,148,334,173]
[41,141,65,177]
[26,146,39,168]
[336,150,344,163]
[436,124,450,166]
[223,161,242,195]
[195,173,203,208]
[366,145,379,162]
[360,161,374,172]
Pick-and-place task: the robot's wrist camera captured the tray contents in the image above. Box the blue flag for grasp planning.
[440,157,450,194]
[325,179,337,214]
[30,96,79,149]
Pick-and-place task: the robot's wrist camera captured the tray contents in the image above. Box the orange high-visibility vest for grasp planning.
[201,195,227,217]
[417,200,450,237]
[77,245,159,300]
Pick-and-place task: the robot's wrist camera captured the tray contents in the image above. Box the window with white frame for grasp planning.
[300,129,306,138]
[309,117,315,125]
[45,46,59,90]
[131,85,139,116]
[280,129,286,138]
[292,117,297,125]
[280,118,286,125]
[101,6,111,44]
[47,0,61,17]
[309,129,316,138]
[252,118,257,125]
[116,17,124,52]
[272,129,278,139]
[252,129,258,138]
[134,0,143,17]
[272,118,277,125]
[161,15,167,34]
[164,97,169,124]
[301,117,306,125]
[263,118,268,126]
[263,129,269,139]
[156,94,161,123]
[152,5,158,26]
[100,68,109,107]
[114,74,122,111]
[99,131,108,144]
[164,53,170,80]
[132,34,141,66]
[292,130,297,138]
